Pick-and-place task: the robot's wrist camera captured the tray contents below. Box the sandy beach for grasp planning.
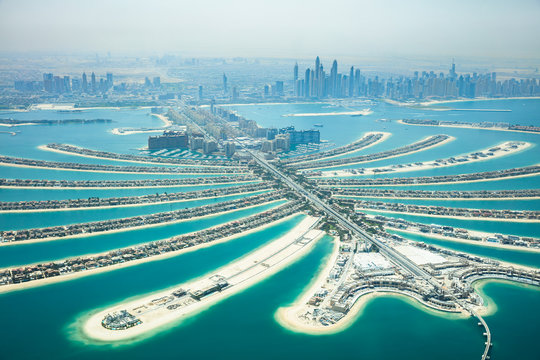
[316,170,540,187]
[333,194,540,201]
[387,227,540,253]
[0,212,308,295]
[277,288,465,335]
[38,144,233,168]
[396,119,540,135]
[0,180,259,190]
[151,113,172,127]
[282,109,373,117]
[0,198,286,246]
[357,207,539,223]
[314,140,530,177]
[307,135,455,172]
[110,128,163,136]
[0,161,249,176]
[81,216,324,342]
[293,132,391,165]
[0,188,270,214]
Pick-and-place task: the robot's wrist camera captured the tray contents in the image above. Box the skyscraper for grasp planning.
[106,72,113,89]
[223,73,228,93]
[293,63,298,82]
[43,73,53,92]
[82,72,88,92]
[304,68,311,98]
[91,72,96,92]
[349,66,354,97]
[198,85,203,100]
[330,60,338,97]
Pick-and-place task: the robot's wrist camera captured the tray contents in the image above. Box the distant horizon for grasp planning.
[1,0,539,60]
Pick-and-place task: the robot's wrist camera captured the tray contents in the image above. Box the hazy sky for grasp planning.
[1,0,539,59]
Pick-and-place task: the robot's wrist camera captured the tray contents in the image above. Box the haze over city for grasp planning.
[1,0,540,60]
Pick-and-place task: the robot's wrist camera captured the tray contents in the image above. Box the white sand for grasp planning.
[282,109,373,117]
[396,119,540,135]
[316,171,540,187]
[0,212,304,294]
[0,161,248,176]
[38,144,233,168]
[81,216,324,342]
[333,194,540,201]
[0,198,285,246]
[306,135,455,173]
[0,188,270,214]
[314,140,530,177]
[357,207,539,223]
[291,132,391,165]
[387,227,540,253]
[0,180,260,190]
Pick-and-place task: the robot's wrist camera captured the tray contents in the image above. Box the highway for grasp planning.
[245,148,440,287]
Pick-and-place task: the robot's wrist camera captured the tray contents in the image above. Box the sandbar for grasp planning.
[81,216,324,342]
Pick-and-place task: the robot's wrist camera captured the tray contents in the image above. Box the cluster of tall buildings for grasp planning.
[294,57,540,100]
[15,72,114,94]
[293,56,362,98]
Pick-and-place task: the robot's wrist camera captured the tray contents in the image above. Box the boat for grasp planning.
[314,124,323,127]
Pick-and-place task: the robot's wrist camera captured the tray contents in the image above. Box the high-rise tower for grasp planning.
[293,63,298,82]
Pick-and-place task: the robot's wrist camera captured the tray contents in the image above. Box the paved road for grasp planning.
[245,149,440,287]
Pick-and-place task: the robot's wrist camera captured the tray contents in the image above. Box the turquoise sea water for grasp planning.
[0,101,539,359]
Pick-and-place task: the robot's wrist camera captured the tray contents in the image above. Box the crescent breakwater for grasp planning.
[0,201,305,292]
[0,155,248,175]
[279,132,388,165]
[308,141,530,178]
[313,165,540,187]
[331,188,540,201]
[42,144,238,167]
[340,198,540,222]
[289,135,452,171]
[0,182,273,212]
[0,176,259,189]
[364,214,539,251]
[0,191,286,244]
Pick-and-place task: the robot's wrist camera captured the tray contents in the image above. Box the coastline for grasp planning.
[333,194,540,201]
[305,135,455,172]
[0,188,270,214]
[38,144,233,168]
[282,110,373,117]
[358,207,540,223]
[0,198,286,247]
[396,119,540,135]
[293,132,391,165]
[80,216,324,342]
[385,96,540,108]
[0,161,248,176]
[388,228,540,253]
[314,140,530,177]
[316,171,540,187]
[276,288,467,335]
[0,180,259,190]
[0,213,305,294]
[150,113,172,127]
